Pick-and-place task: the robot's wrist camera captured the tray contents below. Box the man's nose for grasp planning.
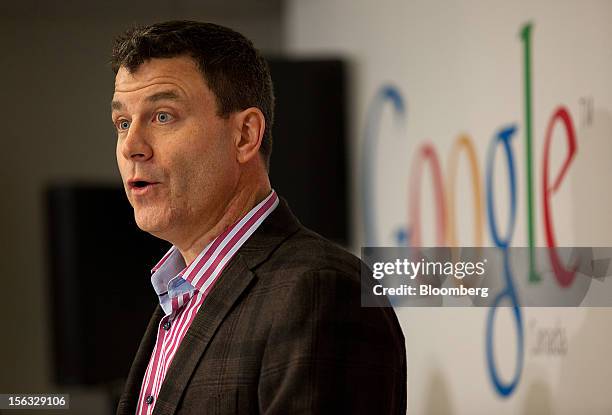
[121,120,153,161]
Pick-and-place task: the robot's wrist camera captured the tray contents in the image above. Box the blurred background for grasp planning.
[1,0,612,413]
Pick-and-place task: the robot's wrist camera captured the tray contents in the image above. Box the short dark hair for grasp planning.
[111,20,275,169]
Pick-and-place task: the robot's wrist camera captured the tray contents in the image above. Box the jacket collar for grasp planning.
[237,197,302,269]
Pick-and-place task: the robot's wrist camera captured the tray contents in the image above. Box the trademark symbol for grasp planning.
[579,96,594,128]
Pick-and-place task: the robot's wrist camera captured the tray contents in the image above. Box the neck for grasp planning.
[175,178,271,265]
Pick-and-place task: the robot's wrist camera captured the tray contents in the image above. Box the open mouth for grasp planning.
[132,181,150,188]
[128,179,159,193]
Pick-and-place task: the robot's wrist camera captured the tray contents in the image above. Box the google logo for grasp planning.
[361,22,580,397]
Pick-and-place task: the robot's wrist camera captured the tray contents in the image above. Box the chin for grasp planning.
[133,209,170,237]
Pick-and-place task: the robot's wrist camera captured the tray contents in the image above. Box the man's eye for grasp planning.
[156,112,173,123]
[117,120,131,131]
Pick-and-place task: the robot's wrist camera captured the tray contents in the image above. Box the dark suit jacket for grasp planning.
[117,199,406,415]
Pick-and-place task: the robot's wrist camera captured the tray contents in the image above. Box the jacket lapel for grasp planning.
[152,254,255,415]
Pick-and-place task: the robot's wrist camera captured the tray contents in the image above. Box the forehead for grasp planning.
[113,56,208,103]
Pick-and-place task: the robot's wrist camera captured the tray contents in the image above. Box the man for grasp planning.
[111,21,406,415]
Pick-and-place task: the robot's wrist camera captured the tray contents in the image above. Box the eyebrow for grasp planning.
[111,100,124,111]
[145,90,182,103]
[111,90,183,112]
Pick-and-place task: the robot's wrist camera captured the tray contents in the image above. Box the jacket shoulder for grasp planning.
[254,226,361,282]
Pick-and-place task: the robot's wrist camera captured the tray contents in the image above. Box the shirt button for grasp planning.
[145,395,154,405]
[163,321,171,331]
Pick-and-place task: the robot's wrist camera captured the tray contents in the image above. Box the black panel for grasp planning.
[267,59,349,246]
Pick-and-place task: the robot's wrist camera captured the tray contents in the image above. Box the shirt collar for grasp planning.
[150,190,279,315]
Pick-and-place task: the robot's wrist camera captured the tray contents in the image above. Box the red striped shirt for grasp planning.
[136,191,279,414]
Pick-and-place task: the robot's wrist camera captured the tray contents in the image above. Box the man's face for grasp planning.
[112,56,239,241]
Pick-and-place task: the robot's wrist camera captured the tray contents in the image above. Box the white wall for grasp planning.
[286,1,612,413]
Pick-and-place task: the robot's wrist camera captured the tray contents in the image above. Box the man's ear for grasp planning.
[233,107,265,164]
